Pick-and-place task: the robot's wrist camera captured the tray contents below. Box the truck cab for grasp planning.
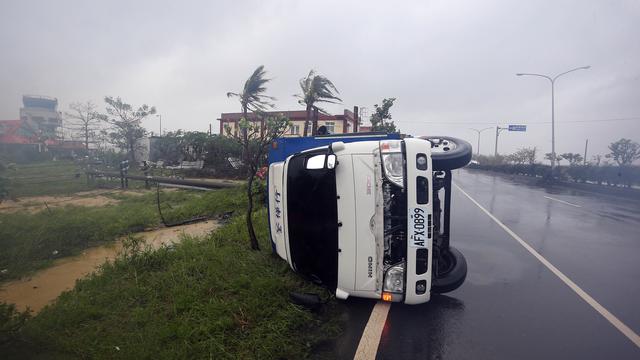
[268,134,471,304]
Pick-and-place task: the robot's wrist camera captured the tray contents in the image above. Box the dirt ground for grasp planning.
[0,220,219,312]
[0,189,148,214]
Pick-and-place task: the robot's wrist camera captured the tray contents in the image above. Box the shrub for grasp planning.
[204,135,243,177]
[0,302,31,347]
[470,162,640,188]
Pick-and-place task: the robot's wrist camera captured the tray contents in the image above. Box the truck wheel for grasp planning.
[432,247,467,294]
[419,136,472,171]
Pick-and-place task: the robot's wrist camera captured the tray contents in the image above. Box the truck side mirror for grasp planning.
[327,154,336,169]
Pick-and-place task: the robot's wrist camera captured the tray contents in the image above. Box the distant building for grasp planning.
[0,95,83,159]
[218,107,369,137]
[0,95,63,143]
[20,95,63,138]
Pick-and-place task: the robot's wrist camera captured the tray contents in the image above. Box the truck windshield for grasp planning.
[286,151,338,290]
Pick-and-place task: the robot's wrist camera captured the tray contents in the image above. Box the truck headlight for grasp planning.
[383,264,405,293]
[382,153,404,188]
[380,140,404,188]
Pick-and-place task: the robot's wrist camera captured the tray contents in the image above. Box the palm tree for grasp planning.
[295,70,342,136]
[227,65,275,142]
[226,65,275,250]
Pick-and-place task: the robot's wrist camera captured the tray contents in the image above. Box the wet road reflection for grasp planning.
[455,169,640,332]
[379,295,465,359]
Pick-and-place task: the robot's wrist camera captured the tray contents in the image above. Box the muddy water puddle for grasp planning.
[0,220,218,313]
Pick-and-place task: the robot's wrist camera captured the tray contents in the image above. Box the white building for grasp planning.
[19,95,63,138]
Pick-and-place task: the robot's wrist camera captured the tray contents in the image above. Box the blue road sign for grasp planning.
[508,124,527,132]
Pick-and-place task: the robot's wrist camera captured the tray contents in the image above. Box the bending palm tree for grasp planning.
[227,65,275,143]
[295,70,342,136]
[227,65,275,250]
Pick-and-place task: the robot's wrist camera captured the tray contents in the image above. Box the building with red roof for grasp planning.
[0,119,34,144]
[1,96,84,158]
[218,106,375,137]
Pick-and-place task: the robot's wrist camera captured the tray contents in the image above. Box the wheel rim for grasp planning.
[429,137,458,154]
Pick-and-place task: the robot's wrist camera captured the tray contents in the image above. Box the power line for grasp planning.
[399,116,640,125]
[546,117,640,124]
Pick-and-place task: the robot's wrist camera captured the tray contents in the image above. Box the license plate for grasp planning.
[409,207,428,248]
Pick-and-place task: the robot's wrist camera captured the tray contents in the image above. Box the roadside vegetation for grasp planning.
[369,97,398,133]
[2,210,342,359]
[0,161,90,199]
[471,138,640,188]
[0,186,245,282]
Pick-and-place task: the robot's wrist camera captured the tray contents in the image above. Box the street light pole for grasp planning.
[494,125,506,157]
[156,114,162,136]
[516,66,590,174]
[470,127,492,155]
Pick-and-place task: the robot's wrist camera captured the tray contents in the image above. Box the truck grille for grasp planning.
[383,181,407,268]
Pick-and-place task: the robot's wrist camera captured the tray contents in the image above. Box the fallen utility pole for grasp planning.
[86,170,239,190]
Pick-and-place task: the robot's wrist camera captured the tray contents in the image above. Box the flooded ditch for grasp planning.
[0,220,219,313]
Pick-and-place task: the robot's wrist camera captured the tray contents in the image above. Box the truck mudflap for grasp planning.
[403,138,434,304]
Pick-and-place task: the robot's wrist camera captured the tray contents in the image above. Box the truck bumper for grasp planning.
[403,138,434,305]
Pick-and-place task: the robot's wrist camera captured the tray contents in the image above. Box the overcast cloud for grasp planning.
[1,0,639,159]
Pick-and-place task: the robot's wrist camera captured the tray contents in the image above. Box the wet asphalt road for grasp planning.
[336,169,640,359]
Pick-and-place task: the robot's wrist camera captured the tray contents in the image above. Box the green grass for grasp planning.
[1,161,91,198]
[0,160,164,199]
[3,211,343,359]
[0,187,246,281]
[1,180,344,358]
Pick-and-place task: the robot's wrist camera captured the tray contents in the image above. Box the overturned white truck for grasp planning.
[267,134,472,304]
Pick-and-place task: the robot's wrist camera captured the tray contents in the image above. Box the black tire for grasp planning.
[432,247,467,294]
[418,136,473,171]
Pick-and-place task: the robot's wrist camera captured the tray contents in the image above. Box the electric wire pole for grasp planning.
[494,125,507,157]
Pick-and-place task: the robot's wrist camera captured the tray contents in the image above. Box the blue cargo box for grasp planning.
[268,132,401,164]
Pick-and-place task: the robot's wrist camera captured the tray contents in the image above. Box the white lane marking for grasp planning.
[455,183,640,348]
[354,301,391,360]
[543,195,582,208]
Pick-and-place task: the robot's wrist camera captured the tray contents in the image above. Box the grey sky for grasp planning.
[1,0,639,160]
